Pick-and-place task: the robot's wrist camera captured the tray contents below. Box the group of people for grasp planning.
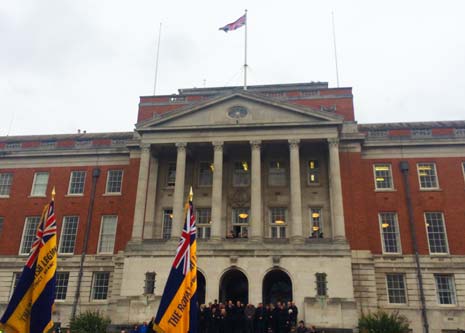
[199,300,310,333]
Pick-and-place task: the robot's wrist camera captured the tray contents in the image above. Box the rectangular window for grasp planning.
[425,212,448,254]
[144,272,156,294]
[0,173,13,196]
[412,128,432,138]
[40,141,56,149]
[0,217,4,236]
[75,139,92,148]
[31,172,49,197]
[105,170,123,194]
[379,212,401,254]
[196,208,211,240]
[435,274,456,305]
[310,208,323,238]
[162,209,173,240]
[233,161,250,187]
[20,216,41,254]
[91,272,110,300]
[167,163,176,187]
[374,164,393,190]
[68,171,86,194]
[198,162,213,187]
[55,272,70,300]
[386,274,407,304]
[417,163,439,189]
[270,207,287,239]
[98,216,117,254]
[231,208,249,238]
[307,160,320,185]
[59,216,79,254]
[268,160,286,186]
[315,273,327,296]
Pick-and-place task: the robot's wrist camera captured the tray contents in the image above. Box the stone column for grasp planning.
[143,155,159,239]
[211,141,224,241]
[131,144,151,240]
[328,138,346,240]
[289,139,304,241]
[172,142,187,240]
[250,140,262,241]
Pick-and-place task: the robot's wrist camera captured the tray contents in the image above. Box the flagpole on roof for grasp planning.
[153,22,162,95]
[243,9,248,90]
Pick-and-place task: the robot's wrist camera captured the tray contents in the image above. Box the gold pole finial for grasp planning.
[51,186,56,201]
[189,186,193,201]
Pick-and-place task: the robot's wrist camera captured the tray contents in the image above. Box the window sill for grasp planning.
[65,194,84,197]
[374,188,396,192]
[419,188,442,192]
[58,253,75,257]
[28,195,47,198]
[429,253,451,257]
[102,193,122,196]
[0,195,10,199]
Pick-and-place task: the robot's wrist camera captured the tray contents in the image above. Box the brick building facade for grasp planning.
[0,82,464,332]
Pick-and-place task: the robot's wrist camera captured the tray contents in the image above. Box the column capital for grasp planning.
[212,141,224,151]
[288,139,301,149]
[250,140,262,149]
[140,143,151,152]
[327,138,339,147]
[175,142,187,152]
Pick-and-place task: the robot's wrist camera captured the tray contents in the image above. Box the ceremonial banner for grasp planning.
[0,200,57,333]
[154,195,197,333]
[219,13,246,32]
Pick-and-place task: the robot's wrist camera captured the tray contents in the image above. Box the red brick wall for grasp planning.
[0,159,139,255]
[341,152,465,255]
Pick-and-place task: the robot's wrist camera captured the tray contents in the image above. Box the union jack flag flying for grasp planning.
[154,194,198,333]
[1,200,57,333]
[219,13,246,32]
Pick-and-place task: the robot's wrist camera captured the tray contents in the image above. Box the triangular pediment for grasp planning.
[136,91,343,131]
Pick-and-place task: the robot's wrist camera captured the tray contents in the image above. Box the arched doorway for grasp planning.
[262,269,292,305]
[197,271,206,305]
[219,268,248,304]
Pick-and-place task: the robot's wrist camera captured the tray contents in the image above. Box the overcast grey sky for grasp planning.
[1,1,464,136]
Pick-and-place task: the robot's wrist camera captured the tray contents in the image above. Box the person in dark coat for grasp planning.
[210,307,220,333]
[199,305,207,333]
[288,302,298,328]
[277,303,289,333]
[266,304,275,333]
[222,308,233,333]
[254,302,266,333]
[244,303,255,333]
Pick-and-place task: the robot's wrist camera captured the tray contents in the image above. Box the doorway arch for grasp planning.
[262,269,292,304]
[219,268,248,304]
[197,271,206,305]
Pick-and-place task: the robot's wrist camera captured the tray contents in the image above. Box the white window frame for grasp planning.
[435,274,457,305]
[19,216,41,255]
[231,207,249,238]
[307,160,320,185]
[269,207,288,239]
[59,216,79,255]
[462,161,465,184]
[385,273,407,304]
[105,169,123,194]
[0,172,13,197]
[198,162,213,187]
[97,215,118,254]
[425,212,449,255]
[379,212,402,254]
[30,172,49,197]
[162,209,173,240]
[166,162,176,187]
[232,161,250,187]
[268,160,287,187]
[373,164,394,190]
[55,271,70,301]
[309,208,323,238]
[67,171,86,195]
[91,271,110,300]
[196,208,211,240]
[417,163,439,190]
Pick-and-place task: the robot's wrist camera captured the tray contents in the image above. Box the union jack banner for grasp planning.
[154,196,198,333]
[219,13,246,32]
[1,200,57,333]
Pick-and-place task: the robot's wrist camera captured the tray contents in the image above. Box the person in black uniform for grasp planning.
[254,302,266,333]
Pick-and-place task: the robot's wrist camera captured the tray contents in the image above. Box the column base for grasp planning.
[209,236,222,243]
